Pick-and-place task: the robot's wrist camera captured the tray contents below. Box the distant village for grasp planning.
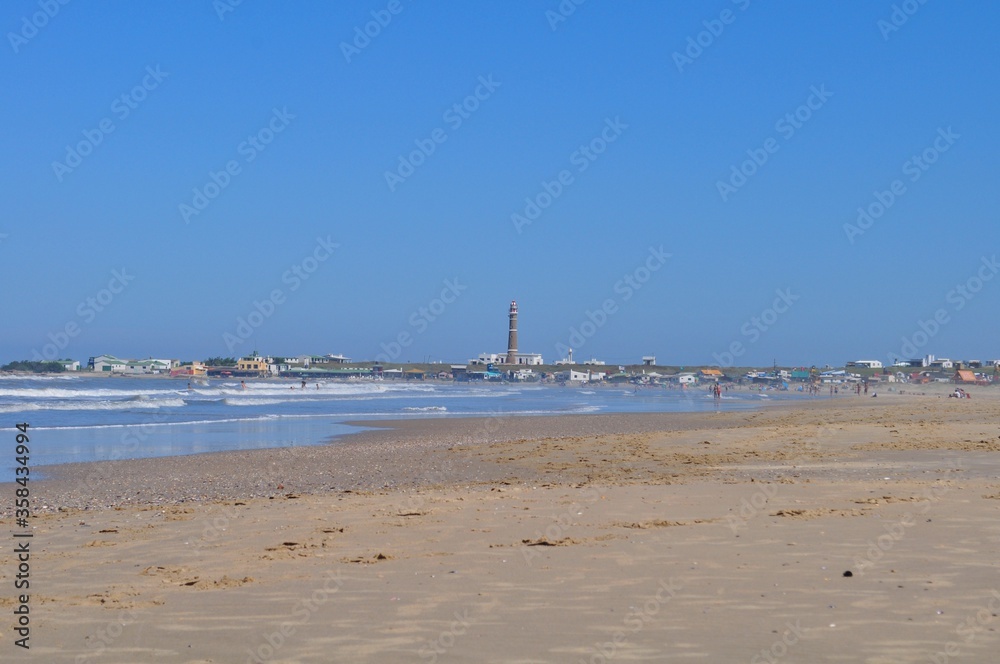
[15,351,997,389]
[6,301,999,388]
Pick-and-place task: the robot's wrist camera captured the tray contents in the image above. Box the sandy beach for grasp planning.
[3,387,1000,662]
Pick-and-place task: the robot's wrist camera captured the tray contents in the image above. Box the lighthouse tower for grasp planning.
[506,300,518,365]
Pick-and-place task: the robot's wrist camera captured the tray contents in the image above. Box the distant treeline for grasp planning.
[2,360,66,373]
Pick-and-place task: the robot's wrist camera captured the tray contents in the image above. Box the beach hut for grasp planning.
[953,370,977,384]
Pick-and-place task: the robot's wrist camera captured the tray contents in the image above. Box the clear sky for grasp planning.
[2,1,998,367]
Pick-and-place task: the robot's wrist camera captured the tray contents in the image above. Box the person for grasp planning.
[241,380,246,390]
[301,380,306,389]
[187,382,192,391]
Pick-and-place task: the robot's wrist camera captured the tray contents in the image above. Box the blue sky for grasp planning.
[2,0,998,367]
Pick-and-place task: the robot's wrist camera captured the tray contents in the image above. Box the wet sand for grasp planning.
[2,387,1000,662]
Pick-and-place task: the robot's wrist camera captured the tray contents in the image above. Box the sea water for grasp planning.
[0,374,779,468]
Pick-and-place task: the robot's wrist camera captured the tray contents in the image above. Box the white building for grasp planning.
[847,360,883,369]
[471,352,543,366]
[123,359,172,375]
[553,348,575,365]
[297,354,351,366]
[58,360,80,371]
[582,358,605,366]
[678,373,698,386]
[556,369,606,383]
[91,355,127,373]
[470,353,506,366]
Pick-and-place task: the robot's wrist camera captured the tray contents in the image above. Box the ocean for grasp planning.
[0,374,778,469]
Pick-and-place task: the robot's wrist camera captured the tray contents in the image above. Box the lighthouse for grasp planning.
[506,300,518,365]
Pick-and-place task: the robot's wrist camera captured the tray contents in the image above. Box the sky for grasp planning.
[2,0,998,368]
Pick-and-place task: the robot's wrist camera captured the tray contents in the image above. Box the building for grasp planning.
[296,354,351,367]
[555,369,605,383]
[58,360,80,371]
[237,355,271,374]
[512,368,537,381]
[677,373,698,386]
[171,362,207,377]
[91,355,128,373]
[516,353,543,365]
[123,359,171,375]
[582,358,605,366]
[554,348,575,365]
[700,368,724,381]
[954,370,978,384]
[470,353,507,366]
[506,301,518,364]
[642,356,656,366]
[847,360,883,369]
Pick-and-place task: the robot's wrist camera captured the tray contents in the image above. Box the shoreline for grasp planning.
[3,390,980,514]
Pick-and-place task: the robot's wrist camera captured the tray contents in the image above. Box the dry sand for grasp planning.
[2,386,1000,662]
